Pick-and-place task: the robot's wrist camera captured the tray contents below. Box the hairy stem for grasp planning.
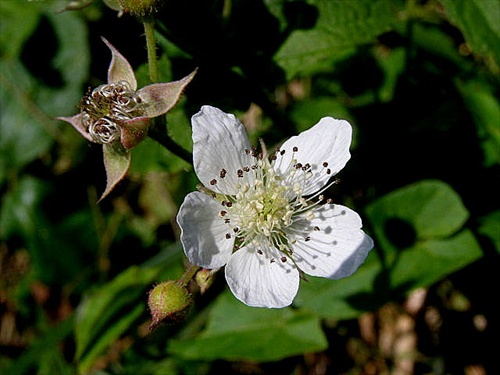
[143,20,159,83]
[177,264,200,287]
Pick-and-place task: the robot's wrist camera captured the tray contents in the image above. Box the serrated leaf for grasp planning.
[274,0,397,78]
[168,291,327,361]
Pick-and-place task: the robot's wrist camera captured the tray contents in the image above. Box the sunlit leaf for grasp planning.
[274,0,397,78]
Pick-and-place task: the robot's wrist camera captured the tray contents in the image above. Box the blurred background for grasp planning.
[1,0,499,374]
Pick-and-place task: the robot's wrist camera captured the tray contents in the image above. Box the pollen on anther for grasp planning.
[210,179,217,185]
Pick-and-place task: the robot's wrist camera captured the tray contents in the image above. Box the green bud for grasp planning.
[119,0,159,18]
[147,281,192,330]
[195,269,216,295]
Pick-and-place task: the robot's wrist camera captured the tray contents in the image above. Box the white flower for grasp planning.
[177,106,374,308]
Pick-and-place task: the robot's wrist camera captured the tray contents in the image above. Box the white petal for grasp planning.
[290,204,373,279]
[225,243,299,308]
[192,106,255,195]
[274,117,352,196]
[176,192,234,269]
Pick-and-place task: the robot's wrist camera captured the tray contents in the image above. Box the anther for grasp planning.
[220,210,227,217]
[237,169,244,178]
[245,149,251,155]
[225,233,231,239]
[305,237,311,242]
[210,179,217,185]
[226,201,233,207]
[220,169,227,178]
[281,257,287,262]
[323,162,329,167]
[233,227,239,233]
[295,163,303,169]
[243,166,250,172]
[326,169,331,174]
[280,150,286,155]
[257,249,263,255]
[293,146,298,152]
[270,258,276,263]
[326,198,333,204]
[314,226,320,231]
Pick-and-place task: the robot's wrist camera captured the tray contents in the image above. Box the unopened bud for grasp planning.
[119,0,159,18]
[148,281,192,330]
[195,269,216,294]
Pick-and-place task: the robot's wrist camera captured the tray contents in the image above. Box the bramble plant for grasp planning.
[1,0,498,374]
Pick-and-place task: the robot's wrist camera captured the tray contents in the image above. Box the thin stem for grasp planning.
[148,124,193,163]
[177,264,200,287]
[143,19,159,83]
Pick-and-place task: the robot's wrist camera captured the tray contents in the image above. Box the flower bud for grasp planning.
[119,0,159,18]
[147,281,192,330]
[195,269,216,294]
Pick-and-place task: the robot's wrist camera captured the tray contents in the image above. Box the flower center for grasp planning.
[80,81,143,144]
[233,165,293,239]
[210,146,336,259]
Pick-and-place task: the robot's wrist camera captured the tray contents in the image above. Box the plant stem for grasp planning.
[177,264,200,287]
[148,125,193,163]
[143,19,159,83]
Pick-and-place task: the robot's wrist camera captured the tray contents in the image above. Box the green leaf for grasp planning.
[0,1,89,184]
[75,246,184,374]
[366,180,469,246]
[440,0,500,71]
[295,253,382,320]
[296,180,481,320]
[75,266,160,374]
[456,79,500,167]
[388,229,482,290]
[168,291,327,361]
[290,97,353,133]
[274,0,397,78]
[478,210,500,253]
